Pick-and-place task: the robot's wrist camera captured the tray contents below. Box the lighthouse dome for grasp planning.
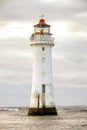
[34,18,50,28]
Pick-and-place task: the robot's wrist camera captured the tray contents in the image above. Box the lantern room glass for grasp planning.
[34,27,50,34]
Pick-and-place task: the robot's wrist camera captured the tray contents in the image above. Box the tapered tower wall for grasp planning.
[28,18,57,115]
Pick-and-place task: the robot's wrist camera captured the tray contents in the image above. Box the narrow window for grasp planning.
[42,84,45,93]
[42,57,45,62]
[42,47,45,51]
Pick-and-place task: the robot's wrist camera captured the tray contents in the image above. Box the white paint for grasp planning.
[30,34,54,45]
[29,22,56,108]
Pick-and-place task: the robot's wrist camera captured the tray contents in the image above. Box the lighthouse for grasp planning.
[28,17,57,115]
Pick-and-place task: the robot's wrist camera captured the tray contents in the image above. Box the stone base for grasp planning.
[28,107,57,116]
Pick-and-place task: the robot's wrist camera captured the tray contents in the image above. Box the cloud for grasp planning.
[0,21,32,39]
[0,0,87,36]
[74,12,87,19]
[52,35,87,88]
[0,0,87,21]
[55,87,87,105]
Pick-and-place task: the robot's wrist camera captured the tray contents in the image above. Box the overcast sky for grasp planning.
[0,0,87,106]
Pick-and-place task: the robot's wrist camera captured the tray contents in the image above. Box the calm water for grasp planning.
[0,106,87,130]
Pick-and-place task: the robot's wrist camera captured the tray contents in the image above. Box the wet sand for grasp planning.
[0,106,87,130]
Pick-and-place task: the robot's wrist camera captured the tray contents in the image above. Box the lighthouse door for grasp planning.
[42,84,45,114]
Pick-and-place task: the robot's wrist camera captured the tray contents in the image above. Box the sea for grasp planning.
[0,106,87,130]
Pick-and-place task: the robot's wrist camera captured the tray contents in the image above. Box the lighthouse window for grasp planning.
[42,84,45,93]
[35,28,40,32]
[42,47,45,51]
[42,57,45,62]
[44,28,49,33]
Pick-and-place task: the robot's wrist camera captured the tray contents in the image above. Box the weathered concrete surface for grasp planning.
[28,107,57,115]
[0,106,87,130]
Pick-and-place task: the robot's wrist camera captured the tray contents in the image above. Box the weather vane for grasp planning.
[40,14,44,19]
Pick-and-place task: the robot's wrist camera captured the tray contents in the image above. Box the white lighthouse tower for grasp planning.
[28,17,57,115]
